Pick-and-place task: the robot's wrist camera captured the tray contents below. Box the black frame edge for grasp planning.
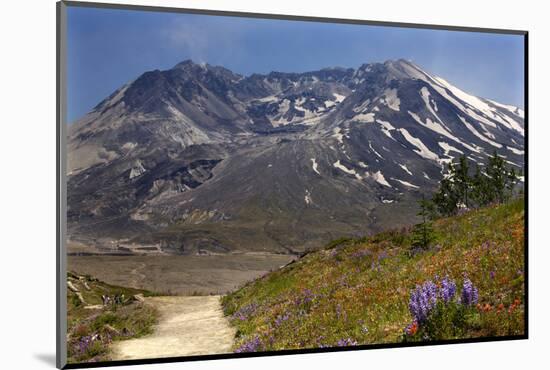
[57,1,68,369]
[523,32,529,339]
[63,334,528,369]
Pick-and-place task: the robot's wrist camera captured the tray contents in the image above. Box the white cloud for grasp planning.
[161,17,247,65]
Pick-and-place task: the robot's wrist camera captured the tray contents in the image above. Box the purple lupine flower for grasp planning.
[234,336,262,353]
[294,289,316,307]
[232,303,258,321]
[439,276,457,303]
[489,271,496,279]
[74,335,98,356]
[274,312,290,327]
[302,289,314,304]
[352,249,371,258]
[461,278,478,306]
[409,280,438,323]
[426,281,438,304]
[336,338,358,347]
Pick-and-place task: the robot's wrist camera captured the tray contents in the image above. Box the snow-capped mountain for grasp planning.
[67,59,524,254]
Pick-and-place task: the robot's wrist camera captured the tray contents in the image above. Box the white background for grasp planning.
[0,0,547,368]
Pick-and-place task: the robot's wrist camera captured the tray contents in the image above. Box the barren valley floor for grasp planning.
[68,253,295,295]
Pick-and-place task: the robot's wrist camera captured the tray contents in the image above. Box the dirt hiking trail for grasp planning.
[111,296,235,360]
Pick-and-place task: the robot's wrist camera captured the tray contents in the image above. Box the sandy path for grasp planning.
[111,296,235,360]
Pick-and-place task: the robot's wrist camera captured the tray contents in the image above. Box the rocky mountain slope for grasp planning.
[67,59,524,254]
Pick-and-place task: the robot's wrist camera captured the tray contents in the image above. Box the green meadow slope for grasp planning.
[66,273,158,363]
[222,198,525,351]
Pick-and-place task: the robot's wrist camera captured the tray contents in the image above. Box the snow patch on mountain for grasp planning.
[353,112,376,123]
[435,77,495,117]
[497,113,524,135]
[432,77,524,136]
[408,111,456,142]
[334,160,362,180]
[416,78,497,131]
[488,99,524,118]
[398,163,413,176]
[366,170,391,187]
[368,141,384,159]
[439,142,464,164]
[333,93,346,103]
[304,189,312,205]
[383,89,401,111]
[311,158,321,175]
[122,142,137,151]
[439,142,464,155]
[507,146,524,155]
[352,99,371,113]
[324,100,336,108]
[257,95,278,102]
[435,78,523,135]
[377,120,396,140]
[506,160,522,168]
[333,127,344,144]
[419,87,444,124]
[129,160,146,179]
[398,128,440,161]
[459,116,502,148]
[391,178,419,189]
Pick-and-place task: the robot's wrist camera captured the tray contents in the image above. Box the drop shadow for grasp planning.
[34,353,57,367]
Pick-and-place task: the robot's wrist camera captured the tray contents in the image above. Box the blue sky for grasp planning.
[67,6,525,123]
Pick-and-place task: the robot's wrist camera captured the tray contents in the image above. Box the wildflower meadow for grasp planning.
[222,197,525,352]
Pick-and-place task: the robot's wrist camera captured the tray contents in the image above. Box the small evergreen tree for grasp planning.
[506,167,520,200]
[484,150,521,204]
[432,165,460,216]
[411,195,436,249]
[432,151,521,215]
[471,164,491,207]
[485,150,508,203]
[453,155,472,208]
